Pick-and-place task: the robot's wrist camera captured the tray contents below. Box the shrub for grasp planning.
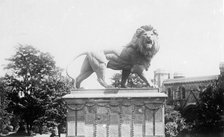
[165,106,188,137]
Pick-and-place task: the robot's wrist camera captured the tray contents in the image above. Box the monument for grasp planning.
[63,25,166,137]
[63,89,167,137]
[66,25,159,88]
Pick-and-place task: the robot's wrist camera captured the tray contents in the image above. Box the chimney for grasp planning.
[173,72,185,79]
[219,62,224,75]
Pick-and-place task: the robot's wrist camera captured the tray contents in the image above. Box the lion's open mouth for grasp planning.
[146,40,153,49]
[146,40,152,44]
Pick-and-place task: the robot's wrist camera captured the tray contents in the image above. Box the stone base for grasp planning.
[63,88,167,137]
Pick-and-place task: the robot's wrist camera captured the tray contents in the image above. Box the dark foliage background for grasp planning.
[189,74,224,133]
[2,45,71,136]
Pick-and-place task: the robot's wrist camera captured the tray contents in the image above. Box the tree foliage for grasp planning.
[111,73,149,88]
[165,107,188,137]
[4,45,70,135]
[191,74,224,132]
[0,77,12,133]
[38,74,71,136]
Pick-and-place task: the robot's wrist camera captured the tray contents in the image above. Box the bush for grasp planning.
[165,106,188,137]
[2,129,9,134]
[5,125,13,132]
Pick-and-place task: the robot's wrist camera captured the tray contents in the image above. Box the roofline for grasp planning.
[163,75,218,85]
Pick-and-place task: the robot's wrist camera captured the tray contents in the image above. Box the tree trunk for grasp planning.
[39,125,43,134]
[57,125,61,137]
[26,123,31,135]
[25,121,33,136]
[17,121,26,134]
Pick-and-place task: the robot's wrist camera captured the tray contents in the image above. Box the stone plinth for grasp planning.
[63,88,167,137]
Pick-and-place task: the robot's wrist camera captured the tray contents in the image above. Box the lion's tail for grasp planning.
[66,52,87,88]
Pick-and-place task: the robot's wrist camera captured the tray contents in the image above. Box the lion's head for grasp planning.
[129,25,159,58]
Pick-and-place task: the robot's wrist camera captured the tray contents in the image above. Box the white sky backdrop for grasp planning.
[0,0,224,88]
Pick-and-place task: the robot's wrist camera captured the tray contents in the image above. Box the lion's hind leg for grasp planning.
[76,57,94,88]
[95,64,112,88]
[85,52,112,88]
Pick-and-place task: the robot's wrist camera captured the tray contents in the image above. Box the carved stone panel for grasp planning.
[85,125,94,137]
[155,107,163,122]
[64,89,167,137]
[110,113,119,125]
[145,109,153,136]
[121,106,131,137]
[67,121,76,136]
[85,113,95,124]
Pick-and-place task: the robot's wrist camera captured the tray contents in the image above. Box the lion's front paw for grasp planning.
[150,84,158,88]
[120,84,128,88]
[106,85,114,89]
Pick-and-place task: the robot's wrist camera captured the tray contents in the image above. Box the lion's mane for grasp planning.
[129,25,159,58]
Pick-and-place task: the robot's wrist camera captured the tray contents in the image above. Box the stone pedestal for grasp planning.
[63,88,167,137]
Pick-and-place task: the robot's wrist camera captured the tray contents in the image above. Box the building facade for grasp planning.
[162,75,218,110]
[159,62,224,111]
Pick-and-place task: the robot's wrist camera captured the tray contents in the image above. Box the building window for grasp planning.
[0,94,2,106]
[168,88,172,98]
[177,90,181,100]
[182,87,186,99]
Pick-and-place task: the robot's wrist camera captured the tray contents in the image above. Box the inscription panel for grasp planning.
[85,113,95,124]
[110,113,119,125]
[85,125,94,137]
[77,111,85,136]
[96,114,108,124]
[67,121,76,136]
[155,122,164,136]
[96,124,107,137]
[155,107,162,122]
[145,122,153,136]
[109,125,118,137]
[146,109,153,122]
[134,124,143,137]
[145,109,153,136]
[121,106,131,137]
[134,114,144,124]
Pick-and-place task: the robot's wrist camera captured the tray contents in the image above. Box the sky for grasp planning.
[0,0,224,88]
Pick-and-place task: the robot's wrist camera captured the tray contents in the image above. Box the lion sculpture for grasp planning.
[67,25,159,88]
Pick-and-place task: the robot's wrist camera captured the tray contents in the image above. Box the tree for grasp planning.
[37,73,71,137]
[165,106,188,137]
[191,74,224,132]
[4,45,66,135]
[0,77,12,134]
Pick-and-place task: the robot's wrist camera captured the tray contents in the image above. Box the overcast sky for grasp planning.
[0,0,223,88]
